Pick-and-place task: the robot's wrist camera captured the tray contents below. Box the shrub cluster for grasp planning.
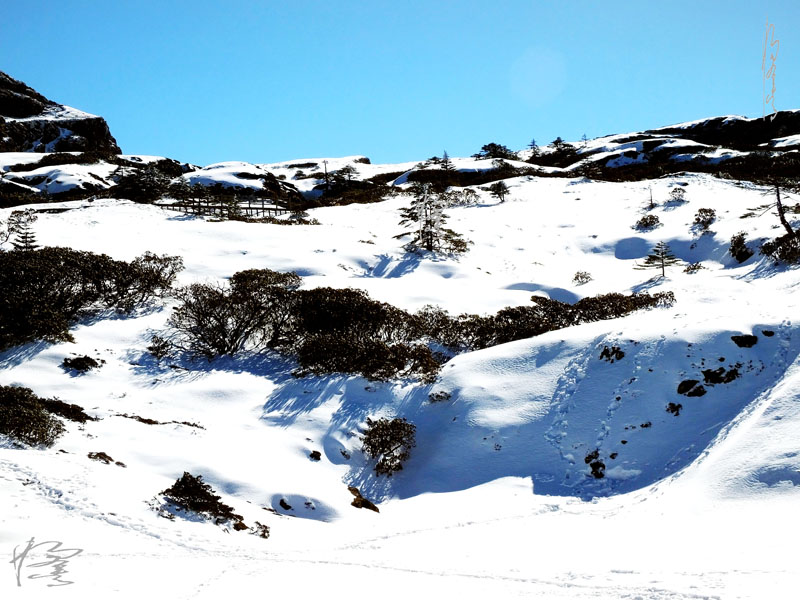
[761,233,800,264]
[414,291,675,352]
[0,248,182,351]
[0,386,66,447]
[635,214,660,230]
[169,268,675,381]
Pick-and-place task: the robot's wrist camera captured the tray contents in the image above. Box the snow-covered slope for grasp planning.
[2,167,799,597]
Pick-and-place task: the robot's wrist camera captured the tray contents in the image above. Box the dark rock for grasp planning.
[348,486,379,513]
[309,450,321,461]
[0,70,120,154]
[589,460,606,479]
[88,451,124,467]
[279,498,292,511]
[666,402,683,416]
[731,334,758,348]
[762,330,775,337]
[702,367,740,384]
[686,385,707,397]
[677,379,701,395]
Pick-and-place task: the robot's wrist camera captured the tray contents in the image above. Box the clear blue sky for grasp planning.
[2,1,797,165]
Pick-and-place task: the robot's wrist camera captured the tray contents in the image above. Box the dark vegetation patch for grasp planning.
[159,472,246,529]
[168,267,675,381]
[0,385,65,447]
[0,248,183,352]
[61,355,101,373]
[116,413,204,429]
[428,391,452,403]
[634,214,660,231]
[729,232,754,263]
[761,233,800,265]
[41,398,96,423]
[361,417,416,476]
[731,334,758,348]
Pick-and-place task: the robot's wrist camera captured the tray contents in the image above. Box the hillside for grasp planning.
[2,162,799,597]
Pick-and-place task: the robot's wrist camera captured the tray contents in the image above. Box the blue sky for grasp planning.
[2,1,797,165]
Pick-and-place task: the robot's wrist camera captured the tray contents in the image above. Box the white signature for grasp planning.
[10,537,83,587]
[762,18,779,120]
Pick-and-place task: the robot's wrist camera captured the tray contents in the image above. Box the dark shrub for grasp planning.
[573,271,592,284]
[0,248,183,351]
[61,355,100,372]
[730,232,754,263]
[147,334,171,361]
[161,472,245,527]
[0,386,65,446]
[693,208,716,229]
[295,334,438,382]
[41,398,95,423]
[761,233,800,264]
[361,417,416,476]
[112,166,170,203]
[635,214,660,230]
[169,268,300,359]
[684,262,704,273]
[291,287,413,346]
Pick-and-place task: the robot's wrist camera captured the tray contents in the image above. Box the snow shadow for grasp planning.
[614,237,651,260]
[0,340,50,370]
[366,253,422,278]
[505,282,580,303]
[267,493,339,521]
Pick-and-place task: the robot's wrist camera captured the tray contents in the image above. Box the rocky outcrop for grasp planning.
[0,71,120,154]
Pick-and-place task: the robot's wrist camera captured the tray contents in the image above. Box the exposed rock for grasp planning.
[702,367,740,385]
[88,451,125,467]
[309,450,321,461]
[0,70,120,154]
[731,334,758,348]
[348,486,379,513]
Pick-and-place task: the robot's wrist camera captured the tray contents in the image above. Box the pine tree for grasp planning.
[398,184,468,254]
[635,241,680,277]
[441,150,454,172]
[9,209,38,251]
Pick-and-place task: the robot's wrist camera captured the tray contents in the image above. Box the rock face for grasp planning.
[0,71,120,154]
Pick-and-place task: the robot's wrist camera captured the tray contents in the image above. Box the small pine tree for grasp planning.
[441,150,454,172]
[635,241,681,277]
[9,209,38,251]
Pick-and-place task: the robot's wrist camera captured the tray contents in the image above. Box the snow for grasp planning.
[3,162,118,193]
[1,160,800,598]
[3,104,98,123]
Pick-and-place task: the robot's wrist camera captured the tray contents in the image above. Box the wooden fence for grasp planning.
[157,196,291,219]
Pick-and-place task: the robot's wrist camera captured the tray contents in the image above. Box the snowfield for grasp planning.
[1,166,799,598]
